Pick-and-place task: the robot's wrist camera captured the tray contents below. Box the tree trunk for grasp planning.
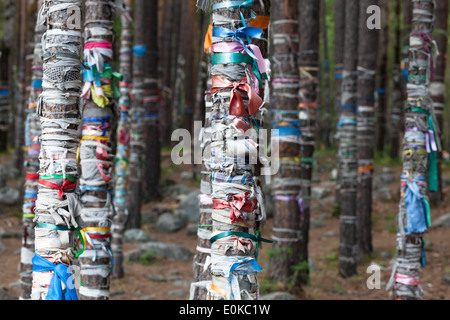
[0,0,15,152]
[337,0,359,278]
[333,0,345,215]
[142,0,161,202]
[298,0,319,286]
[428,0,447,206]
[78,0,118,300]
[160,0,175,146]
[112,0,133,280]
[356,0,379,257]
[20,0,45,300]
[390,0,402,160]
[320,0,332,148]
[387,0,436,301]
[375,0,388,153]
[196,0,268,300]
[267,0,304,290]
[32,0,84,300]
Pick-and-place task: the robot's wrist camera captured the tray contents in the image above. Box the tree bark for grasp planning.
[375,0,388,153]
[20,0,44,300]
[32,0,84,300]
[267,0,304,290]
[356,0,379,257]
[333,0,345,215]
[387,0,436,301]
[428,0,447,206]
[338,0,359,278]
[78,0,118,300]
[112,0,133,280]
[196,0,268,300]
[298,0,319,286]
[390,0,402,160]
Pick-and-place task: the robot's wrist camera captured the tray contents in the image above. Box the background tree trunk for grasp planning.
[268,0,304,290]
[32,0,83,300]
[298,0,319,286]
[429,0,448,206]
[112,0,133,280]
[20,0,44,300]
[338,0,359,278]
[142,0,161,203]
[78,0,117,300]
[356,0,379,257]
[333,0,345,215]
[389,0,402,160]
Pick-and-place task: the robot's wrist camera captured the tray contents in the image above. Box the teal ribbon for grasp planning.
[211,52,254,65]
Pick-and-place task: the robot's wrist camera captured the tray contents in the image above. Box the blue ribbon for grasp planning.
[133,45,147,57]
[212,26,262,61]
[404,178,430,234]
[32,254,78,300]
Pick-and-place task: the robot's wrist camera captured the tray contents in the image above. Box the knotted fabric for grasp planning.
[210,75,263,117]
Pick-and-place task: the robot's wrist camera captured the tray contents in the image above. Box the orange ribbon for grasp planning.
[204,24,213,53]
[250,16,270,30]
[210,76,263,117]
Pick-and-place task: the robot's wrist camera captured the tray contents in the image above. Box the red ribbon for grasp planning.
[26,173,40,181]
[38,179,78,198]
[213,192,257,224]
[210,75,263,117]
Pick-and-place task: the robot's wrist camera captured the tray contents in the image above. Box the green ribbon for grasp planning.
[410,106,439,192]
[39,174,77,182]
[36,222,86,258]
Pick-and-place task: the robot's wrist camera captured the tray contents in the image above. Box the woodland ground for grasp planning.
[1,149,450,300]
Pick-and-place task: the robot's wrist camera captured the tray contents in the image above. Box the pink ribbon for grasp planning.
[84,41,113,50]
[394,273,420,286]
[213,192,257,224]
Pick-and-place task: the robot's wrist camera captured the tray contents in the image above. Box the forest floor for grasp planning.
[1,148,450,300]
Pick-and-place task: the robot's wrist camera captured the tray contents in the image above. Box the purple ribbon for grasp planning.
[274,195,304,215]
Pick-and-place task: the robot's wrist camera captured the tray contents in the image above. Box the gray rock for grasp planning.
[124,228,153,243]
[156,212,188,233]
[145,274,167,282]
[310,218,326,229]
[260,291,296,300]
[308,258,317,271]
[167,289,188,297]
[177,190,201,222]
[180,171,194,180]
[0,187,20,205]
[311,187,330,200]
[186,223,198,236]
[138,241,193,262]
[378,167,395,184]
[124,248,144,262]
[163,184,193,198]
[0,287,13,300]
[322,230,337,238]
[0,240,5,250]
[443,274,450,285]
[375,186,392,201]
[432,213,450,228]
[380,251,393,259]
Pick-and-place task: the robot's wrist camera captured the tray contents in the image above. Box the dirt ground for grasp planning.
[1,153,450,301]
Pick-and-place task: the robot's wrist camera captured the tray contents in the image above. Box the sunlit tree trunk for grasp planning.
[32,0,84,300]
[387,0,437,301]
